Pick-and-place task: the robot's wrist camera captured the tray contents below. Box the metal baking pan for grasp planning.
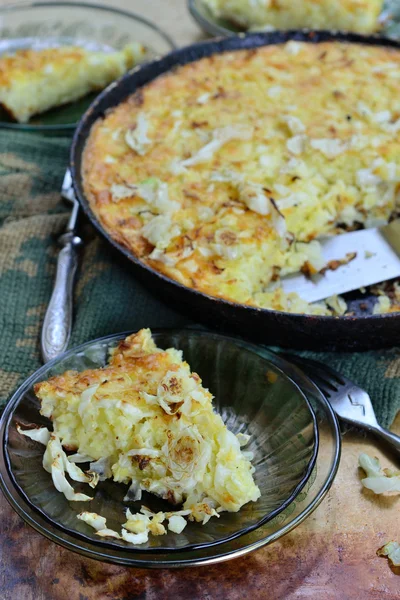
[71,30,400,351]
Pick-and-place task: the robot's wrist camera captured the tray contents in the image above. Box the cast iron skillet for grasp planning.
[71,30,400,351]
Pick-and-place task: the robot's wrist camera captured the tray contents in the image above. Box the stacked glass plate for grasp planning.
[0,330,341,567]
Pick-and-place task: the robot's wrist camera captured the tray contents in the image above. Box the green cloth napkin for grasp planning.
[1,130,399,427]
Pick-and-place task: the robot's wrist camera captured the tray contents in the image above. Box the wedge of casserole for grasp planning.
[204,0,383,33]
[19,329,260,543]
[0,43,145,123]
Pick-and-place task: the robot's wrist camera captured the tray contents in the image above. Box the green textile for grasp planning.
[0,130,399,427]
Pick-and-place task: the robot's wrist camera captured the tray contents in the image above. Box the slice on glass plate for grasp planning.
[22,328,262,545]
[0,42,146,124]
[0,1,175,131]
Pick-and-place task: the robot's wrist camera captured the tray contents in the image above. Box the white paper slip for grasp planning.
[281,219,400,303]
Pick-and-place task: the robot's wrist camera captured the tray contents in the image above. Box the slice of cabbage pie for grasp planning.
[0,43,144,123]
[20,329,260,543]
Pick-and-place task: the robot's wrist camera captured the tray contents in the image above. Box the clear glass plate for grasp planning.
[2,330,317,551]
[0,1,175,131]
[188,0,400,39]
[0,330,341,566]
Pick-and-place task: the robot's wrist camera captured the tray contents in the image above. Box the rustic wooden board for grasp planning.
[1,415,399,600]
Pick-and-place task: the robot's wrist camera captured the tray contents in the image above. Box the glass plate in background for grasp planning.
[0,1,175,131]
[2,330,318,553]
[189,0,400,39]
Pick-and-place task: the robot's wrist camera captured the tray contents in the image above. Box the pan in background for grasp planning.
[71,30,400,351]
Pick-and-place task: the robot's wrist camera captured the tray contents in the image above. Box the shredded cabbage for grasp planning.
[111,178,179,215]
[236,433,250,446]
[310,138,348,158]
[125,112,151,155]
[78,512,122,539]
[123,480,142,502]
[287,134,307,155]
[180,125,253,168]
[168,515,187,534]
[282,115,305,135]
[377,541,400,567]
[141,215,181,249]
[42,435,95,501]
[17,424,50,445]
[89,456,113,481]
[68,453,94,463]
[121,529,149,544]
[359,453,400,495]
[78,501,221,546]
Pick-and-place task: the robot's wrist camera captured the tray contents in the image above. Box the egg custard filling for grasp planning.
[0,43,145,123]
[18,329,260,544]
[83,41,400,317]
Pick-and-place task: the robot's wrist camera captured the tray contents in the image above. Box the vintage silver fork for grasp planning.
[41,170,82,363]
[284,354,400,454]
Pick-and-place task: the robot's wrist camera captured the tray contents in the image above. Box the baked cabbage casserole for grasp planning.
[83,41,400,317]
[0,43,145,123]
[203,0,384,33]
[18,329,260,545]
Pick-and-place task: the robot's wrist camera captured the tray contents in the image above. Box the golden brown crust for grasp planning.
[0,47,88,88]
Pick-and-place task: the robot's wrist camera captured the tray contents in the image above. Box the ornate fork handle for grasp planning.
[370,425,400,454]
[41,232,82,363]
[342,389,400,454]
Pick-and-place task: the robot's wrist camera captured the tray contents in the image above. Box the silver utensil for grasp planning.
[41,169,82,363]
[284,354,400,454]
[281,219,400,303]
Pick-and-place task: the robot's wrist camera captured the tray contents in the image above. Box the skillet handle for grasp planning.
[41,232,82,363]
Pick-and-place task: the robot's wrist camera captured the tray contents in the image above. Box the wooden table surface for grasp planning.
[1,1,400,598]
